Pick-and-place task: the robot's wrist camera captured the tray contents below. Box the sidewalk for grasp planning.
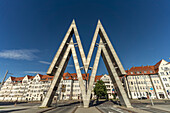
[0,105,55,113]
[150,105,170,112]
[74,107,101,113]
[115,105,150,113]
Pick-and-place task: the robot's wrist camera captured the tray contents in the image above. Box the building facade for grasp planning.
[1,59,169,102]
[125,59,170,99]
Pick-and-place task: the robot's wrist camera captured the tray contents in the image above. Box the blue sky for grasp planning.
[0,0,170,81]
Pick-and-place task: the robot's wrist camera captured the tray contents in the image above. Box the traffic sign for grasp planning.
[112,88,115,94]
[150,88,153,90]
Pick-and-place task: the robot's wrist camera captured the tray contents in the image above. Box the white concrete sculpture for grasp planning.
[40,20,132,108]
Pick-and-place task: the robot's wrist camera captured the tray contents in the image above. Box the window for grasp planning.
[154,80,156,84]
[166,72,168,75]
[157,80,159,83]
[160,72,165,75]
[164,67,169,71]
[144,71,147,73]
[131,72,133,74]
[150,71,153,73]
[163,78,167,81]
[137,71,140,74]
[159,86,161,89]
[156,86,158,89]
[165,83,170,87]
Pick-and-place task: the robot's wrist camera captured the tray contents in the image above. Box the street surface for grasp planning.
[46,101,79,113]
[0,100,170,113]
[132,103,170,113]
[96,101,129,113]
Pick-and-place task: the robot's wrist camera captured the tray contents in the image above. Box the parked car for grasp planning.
[138,97,141,100]
[141,97,147,99]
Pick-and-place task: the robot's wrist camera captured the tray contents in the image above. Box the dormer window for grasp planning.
[137,71,140,74]
[130,72,133,74]
[144,71,147,73]
[150,71,153,73]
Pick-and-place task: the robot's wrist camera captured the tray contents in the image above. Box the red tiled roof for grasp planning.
[40,75,54,81]
[14,77,24,82]
[94,75,103,82]
[11,76,16,81]
[38,74,44,78]
[154,59,162,69]
[126,66,156,76]
[63,73,89,81]
[27,75,34,79]
[125,60,164,76]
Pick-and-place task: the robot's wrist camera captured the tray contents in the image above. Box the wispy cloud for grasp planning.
[0,49,39,60]
[24,71,46,74]
[39,61,51,65]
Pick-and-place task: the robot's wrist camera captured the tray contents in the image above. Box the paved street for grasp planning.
[94,100,129,113]
[132,103,170,113]
[46,101,79,113]
[92,100,170,113]
[1,100,170,113]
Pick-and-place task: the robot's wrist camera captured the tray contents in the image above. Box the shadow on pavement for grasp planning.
[0,108,29,113]
[52,101,80,107]
[90,99,121,107]
[110,99,121,105]
[0,102,27,106]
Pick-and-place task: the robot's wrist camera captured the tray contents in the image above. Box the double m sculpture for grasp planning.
[40,20,132,108]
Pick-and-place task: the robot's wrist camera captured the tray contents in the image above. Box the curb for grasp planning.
[95,106,104,113]
[71,106,78,113]
[116,106,137,113]
[150,106,170,112]
[37,107,56,113]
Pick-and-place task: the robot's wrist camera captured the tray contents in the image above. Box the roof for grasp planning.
[63,73,90,81]
[40,75,54,81]
[94,75,103,82]
[11,76,16,81]
[154,59,163,69]
[14,77,24,82]
[125,60,164,76]
[27,75,34,79]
